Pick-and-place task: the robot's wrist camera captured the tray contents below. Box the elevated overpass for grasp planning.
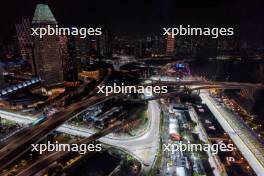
[16,118,136,176]
[0,99,160,175]
[142,80,264,89]
[0,94,122,171]
[0,77,41,98]
[0,79,264,173]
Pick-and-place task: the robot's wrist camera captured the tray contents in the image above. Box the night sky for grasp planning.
[0,0,263,41]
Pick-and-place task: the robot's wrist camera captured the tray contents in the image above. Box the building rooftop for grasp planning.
[32,4,57,24]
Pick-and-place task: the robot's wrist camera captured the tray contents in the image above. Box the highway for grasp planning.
[0,100,161,174]
[16,120,129,176]
[200,91,264,176]
[144,79,264,86]
[0,68,112,151]
[100,100,161,171]
[0,127,29,149]
[1,78,264,173]
[0,94,120,171]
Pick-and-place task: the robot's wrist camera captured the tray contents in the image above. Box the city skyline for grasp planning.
[0,1,263,176]
[0,0,264,41]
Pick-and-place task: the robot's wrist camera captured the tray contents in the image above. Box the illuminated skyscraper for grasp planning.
[166,33,175,56]
[75,37,89,64]
[15,18,35,75]
[59,35,69,73]
[65,35,81,81]
[16,18,32,46]
[0,66,5,88]
[134,39,143,59]
[32,4,63,87]
[99,29,111,57]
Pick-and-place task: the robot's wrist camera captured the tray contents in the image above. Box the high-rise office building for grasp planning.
[166,33,175,56]
[60,33,84,81]
[15,18,35,75]
[65,35,81,81]
[134,40,143,59]
[32,4,63,87]
[152,36,166,56]
[75,37,89,64]
[99,29,111,57]
[59,35,69,74]
[16,19,32,44]
[0,66,5,88]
